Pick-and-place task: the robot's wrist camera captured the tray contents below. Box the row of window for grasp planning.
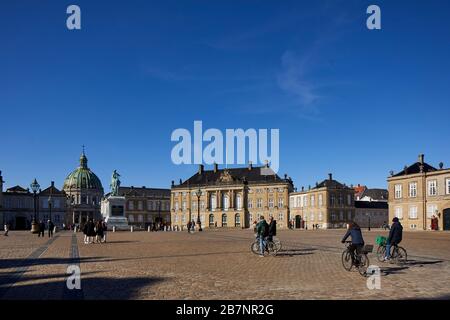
[290,194,352,208]
[394,204,441,219]
[128,200,170,211]
[395,178,450,199]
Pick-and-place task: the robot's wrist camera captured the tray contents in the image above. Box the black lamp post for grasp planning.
[30,178,40,233]
[367,212,371,231]
[196,188,202,231]
[158,200,161,231]
[48,195,53,222]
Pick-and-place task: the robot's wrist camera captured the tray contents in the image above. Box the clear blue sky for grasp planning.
[1,0,449,191]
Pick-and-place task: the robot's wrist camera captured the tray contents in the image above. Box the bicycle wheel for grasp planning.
[251,241,260,255]
[358,254,369,276]
[376,246,386,262]
[273,238,282,252]
[393,246,408,265]
[268,242,278,256]
[341,250,353,271]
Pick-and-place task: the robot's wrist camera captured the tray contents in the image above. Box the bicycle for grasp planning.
[251,235,282,256]
[341,241,372,276]
[376,243,407,265]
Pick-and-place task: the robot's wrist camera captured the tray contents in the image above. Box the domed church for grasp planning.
[63,149,104,227]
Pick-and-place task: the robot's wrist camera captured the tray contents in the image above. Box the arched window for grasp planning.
[222,214,227,227]
[235,213,241,227]
[223,195,229,210]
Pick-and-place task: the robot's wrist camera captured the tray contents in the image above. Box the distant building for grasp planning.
[1,184,33,230]
[39,181,67,228]
[171,163,293,230]
[289,173,355,229]
[353,187,389,228]
[116,186,171,228]
[387,154,450,231]
[63,151,104,227]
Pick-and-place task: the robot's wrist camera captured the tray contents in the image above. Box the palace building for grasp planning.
[170,163,293,230]
[289,174,355,229]
[388,154,450,231]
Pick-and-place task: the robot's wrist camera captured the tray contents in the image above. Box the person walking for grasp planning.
[48,220,54,238]
[268,216,277,242]
[38,220,45,237]
[95,220,104,243]
[83,222,89,244]
[102,220,107,242]
[256,215,269,257]
[86,219,96,244]
[4,223,9,236]
[385,217,403,261]
[187,221,191,233]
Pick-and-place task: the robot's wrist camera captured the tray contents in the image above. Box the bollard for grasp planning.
[113,226,116,232]
[130,226,133,232]
[148,226,151,232]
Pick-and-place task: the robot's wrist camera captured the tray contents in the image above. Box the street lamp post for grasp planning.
[30,178,40,233]
[158,200,161,231]
[196,188,202,231]
[367,212,371,231]
[48,195,53,222]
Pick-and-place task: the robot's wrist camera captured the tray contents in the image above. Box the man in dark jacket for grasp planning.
[385,217,403,260]
[48,220,54,238]
[38,220,45,237]
[256,216,269,257]
[268,216,277,242]
[341,222,365,261]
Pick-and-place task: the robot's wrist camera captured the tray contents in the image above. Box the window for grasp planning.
[248,200,253,209]
[330,195,335,206]
[174,202,179,211]
[182,214,186,223]
[331,212,337,221]
[249,213,253,223]
[338,195,343,205]
[318,194,323,207]
[278,198,283,208]
[296,196,301,208]
[192,201,197,211]
[138,201,143,210]
[428,180,437,196]
[318,212,323,221]
[222,214,227,226]
[347,194,352,206]
[347,211,352,220]
[310,212,314,221]
[236,195,242,210]
[394,184,402,199]
[209,214,214,226]
[447,178,450,195]
[210,195,217,210]
[278,213,284,221]
[268,198,274,208]
[304,197,308,207]
[395,207,403,219]
[409,182,417,198]
[201,214,205,222]
[147,201,153,210]
[128,201,134,210]
[339,211,344,221]
[128,214,134,222]
[289,197,294,208]
[223,195,229,210]
[410,224,417,230]
[409,206,418,219]
[175,215,179,223]
[200,201,205,210]
[138,215,143,222]
[81,196,87,205]
[257,198,262,208]
[235,214,241,226]
[427,204,438,218]
[55,215,60,222]
[310,195,315,207]
[182,201,186,211]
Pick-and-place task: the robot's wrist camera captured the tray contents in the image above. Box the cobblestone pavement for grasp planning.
[1,229,449,299]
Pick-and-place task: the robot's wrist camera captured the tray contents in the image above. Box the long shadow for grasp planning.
[2,274,165,300]
[380,266,409,275]
[404,259,444,266]
[275,251,314,257]
[0,257,139,270]
[0,271,99,288]
[280,248,317,253]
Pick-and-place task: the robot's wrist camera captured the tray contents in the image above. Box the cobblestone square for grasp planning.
[1,229,449,300]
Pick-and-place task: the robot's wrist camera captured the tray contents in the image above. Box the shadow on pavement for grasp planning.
[0,257,138,270]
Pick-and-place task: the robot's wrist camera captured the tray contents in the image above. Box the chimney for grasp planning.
[213,163,218,173]
[357,183,360,187]
[179,179,182,185]
[328,173,333,181]
[171,180,175,187]
[439,162,444,170]
[248,161,253,170]
[198,164,204,174]
[284,174,287,180]
[142,186,146,189]
[404,165,408,175]
[51,181,55,187]
[301,186,304,192]
[418,154,424,164]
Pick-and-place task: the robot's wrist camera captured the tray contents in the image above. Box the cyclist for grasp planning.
[256,215,269,257]
[341,222,365,263]
[385,217,403,261]
[268,216,277,242]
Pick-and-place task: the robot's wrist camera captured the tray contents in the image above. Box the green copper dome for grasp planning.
[63,152,103,191]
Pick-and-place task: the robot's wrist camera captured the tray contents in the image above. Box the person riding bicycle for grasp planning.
[268,216,276,242]
[256,216,269,257]
[385,217,403,261]
[341,222,365,263]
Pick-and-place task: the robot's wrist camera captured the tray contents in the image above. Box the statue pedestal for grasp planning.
[101,195,129,230]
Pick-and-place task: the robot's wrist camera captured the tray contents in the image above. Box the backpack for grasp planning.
[262,221,269,237]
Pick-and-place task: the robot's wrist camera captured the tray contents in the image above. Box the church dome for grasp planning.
[63,151,103,191]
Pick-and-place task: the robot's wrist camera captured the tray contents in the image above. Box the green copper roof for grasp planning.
[63,152,103,191]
